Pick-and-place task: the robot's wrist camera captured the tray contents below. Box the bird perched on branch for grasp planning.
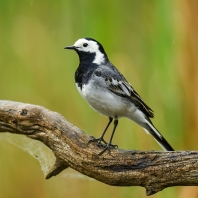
[65,38,174,154]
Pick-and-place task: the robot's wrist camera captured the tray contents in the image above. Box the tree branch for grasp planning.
[0,100,197,196]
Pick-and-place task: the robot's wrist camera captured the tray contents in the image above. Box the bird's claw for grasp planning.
[98,143,118,155]
[88,136,107,146]
[88,136,118,155]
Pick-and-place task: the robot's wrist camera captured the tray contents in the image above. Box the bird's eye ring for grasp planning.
[83,43,88,47]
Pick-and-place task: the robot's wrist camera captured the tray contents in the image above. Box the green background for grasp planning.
[1,0,198,197]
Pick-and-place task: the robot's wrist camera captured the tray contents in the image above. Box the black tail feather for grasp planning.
[145,122,174,151]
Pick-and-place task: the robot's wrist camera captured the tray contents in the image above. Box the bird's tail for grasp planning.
[143,120,174,151]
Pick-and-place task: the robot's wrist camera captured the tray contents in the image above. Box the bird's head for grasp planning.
[65,38,108,64]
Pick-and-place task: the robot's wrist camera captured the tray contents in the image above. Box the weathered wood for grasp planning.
[0,100,197,196]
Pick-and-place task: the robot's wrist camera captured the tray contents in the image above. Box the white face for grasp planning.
[73,38,105,64]
[73,38,99,53]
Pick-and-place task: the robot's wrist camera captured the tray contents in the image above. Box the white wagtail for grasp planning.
[65,38,174,154]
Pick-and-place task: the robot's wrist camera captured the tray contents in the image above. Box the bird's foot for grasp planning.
[98,143,118,155]
[88,136,107,146]
[88,136,118,155]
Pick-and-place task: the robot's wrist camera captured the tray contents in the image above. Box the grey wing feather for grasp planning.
[94,66,154,118]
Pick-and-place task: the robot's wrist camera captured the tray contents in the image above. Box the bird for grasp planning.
[64,38,174,155]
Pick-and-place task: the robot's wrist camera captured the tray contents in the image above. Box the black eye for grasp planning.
[83,43,88,47]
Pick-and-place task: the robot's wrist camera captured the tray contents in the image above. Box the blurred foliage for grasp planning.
[0,0,198,197]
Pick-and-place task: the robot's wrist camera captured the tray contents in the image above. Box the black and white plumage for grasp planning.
[65,38,174,154]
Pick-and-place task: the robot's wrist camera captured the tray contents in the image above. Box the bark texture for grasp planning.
[0,100,197,196]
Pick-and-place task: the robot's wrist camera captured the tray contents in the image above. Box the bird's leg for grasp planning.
[88,117,113,146]
[99,119,118,155]
[96,117,113,145]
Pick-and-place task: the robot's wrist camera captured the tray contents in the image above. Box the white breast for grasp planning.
[75,80,135,118]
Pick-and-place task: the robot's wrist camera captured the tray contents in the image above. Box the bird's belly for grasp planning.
[77,83,134,118]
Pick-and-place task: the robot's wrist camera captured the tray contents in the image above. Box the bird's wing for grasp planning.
[94,66,154,118]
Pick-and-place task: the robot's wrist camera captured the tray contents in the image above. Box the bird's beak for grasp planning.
[64,45,76,50]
